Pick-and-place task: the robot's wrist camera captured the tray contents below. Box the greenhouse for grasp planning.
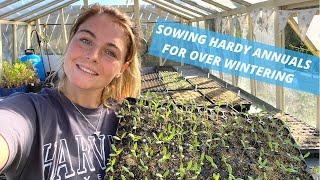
[0,0,319,179]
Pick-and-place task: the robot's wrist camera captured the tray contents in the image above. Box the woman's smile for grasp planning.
[76,64,99,76]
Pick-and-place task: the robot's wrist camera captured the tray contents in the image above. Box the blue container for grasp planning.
[20,49,46,81]
[0,85,27,97]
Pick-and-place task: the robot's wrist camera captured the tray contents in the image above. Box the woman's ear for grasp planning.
[115,61,130,78]
[120,61,130,74]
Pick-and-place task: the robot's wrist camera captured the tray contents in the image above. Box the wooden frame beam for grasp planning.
[0,23,2,71]
[0,0,43,19]
[0,0,19,9]
[317,97,320,131]
[230,0,252,6]
[153,0,199,18]
[134,0,140,26]
[164,0,208,16]
[143,0,192,20]
[201,0,232,11]
[83,0,88,8]
[274,8,285,111]
[247,14,256,96]
[26,0,79,23]
[13,0,66,21]
[0,20,28,25]
[12,24,17,62]
[26,24,32,49]
[287,16,320,56]
[60,8,68,46]
[192,0,319,21]
[283,0,319,10]
[180,0,216,14]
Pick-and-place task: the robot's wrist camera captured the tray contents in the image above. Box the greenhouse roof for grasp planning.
[0,0,318,21]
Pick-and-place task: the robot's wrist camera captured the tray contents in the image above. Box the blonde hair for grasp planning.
[58,4,141,104]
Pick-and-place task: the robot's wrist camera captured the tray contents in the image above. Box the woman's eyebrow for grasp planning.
[77,29,96,38]
[106,42,120,51]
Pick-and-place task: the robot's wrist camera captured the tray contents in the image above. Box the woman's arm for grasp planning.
[0,93,37,173]
[0,135,9,171]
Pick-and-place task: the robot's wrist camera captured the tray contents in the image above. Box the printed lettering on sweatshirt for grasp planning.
[43,134,113,180]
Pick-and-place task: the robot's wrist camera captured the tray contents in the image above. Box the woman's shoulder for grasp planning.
[0,88,60,108]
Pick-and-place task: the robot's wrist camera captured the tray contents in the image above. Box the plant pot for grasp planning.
[0,85,27,97]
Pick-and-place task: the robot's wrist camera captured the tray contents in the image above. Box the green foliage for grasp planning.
[285,24,312,55]
[0,60,38,88]
[106,93,312,179]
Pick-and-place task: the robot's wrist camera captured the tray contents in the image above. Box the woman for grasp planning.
[0,4,141,179]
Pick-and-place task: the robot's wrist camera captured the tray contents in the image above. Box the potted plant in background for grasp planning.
[0,60,38,97]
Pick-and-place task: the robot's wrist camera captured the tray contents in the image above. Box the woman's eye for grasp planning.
[105,49,117,59]
[80,38,91,45]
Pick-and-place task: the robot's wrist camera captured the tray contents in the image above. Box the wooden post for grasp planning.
[317,96,320,131]
[230,16,238,86]
[13,24,18,63]
[26,24,32,49]
[83,0,88,8]
[0,23,2,75]
[274,8,285,111]
[247,14,256,96]
[60,8,68,46]
[36,19,43,38]
[134,0,140,27]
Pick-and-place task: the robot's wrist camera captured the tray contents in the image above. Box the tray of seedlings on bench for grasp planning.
[174,66,208,77]
[109,95,313,179]
[141,91,173,107]
[186,76,222,89]
[275,113,320,152]
[141,76,166,92]
[141,72,160,81]
[159,70,194,91]
[168,90,213,107]
[198,87,251,112]
[141,67,166,92]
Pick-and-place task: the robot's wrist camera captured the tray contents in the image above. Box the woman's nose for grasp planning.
[86,46,100,62]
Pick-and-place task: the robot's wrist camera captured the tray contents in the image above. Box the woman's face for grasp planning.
[64,14,128,90]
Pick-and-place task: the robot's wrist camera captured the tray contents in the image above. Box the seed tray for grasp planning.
[164,78,194,91]
[141,91,172,105]
[156,66,177,73]
[168,90,213,107]
[141,72,159,81]
[179,69,207,77]
[112,95,313,179]
[141,79,166,92]
[275,113,320,152]
[159,71,194,91]
[141,66,157,75]
[159,71,182,80]
[199,88,251,112]
[187,76,222,89]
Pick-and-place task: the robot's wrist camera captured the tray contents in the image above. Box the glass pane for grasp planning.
[284,88,316,128]
[1,24,13,62]
[20,0,76,22]
[190,0,223,12]
[243,0,268,4]
[6,0,56,20]
[17,25,27,58]
[0,0,34,18]
[212,0,243,9]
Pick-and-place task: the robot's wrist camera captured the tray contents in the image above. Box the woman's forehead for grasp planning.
[79,14,124,33]
[80,15,127,41]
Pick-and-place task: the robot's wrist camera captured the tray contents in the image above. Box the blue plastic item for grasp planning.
[20,49,46,81]
[0,85,27,97]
